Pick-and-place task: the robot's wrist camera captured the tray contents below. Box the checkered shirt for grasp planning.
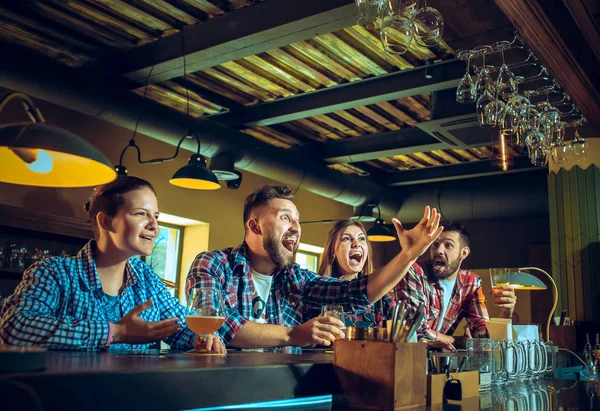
[395,262,490,340]
[185,242,373,345]
[0,240,197,350]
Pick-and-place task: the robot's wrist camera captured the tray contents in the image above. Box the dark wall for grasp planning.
[372,215,551,269]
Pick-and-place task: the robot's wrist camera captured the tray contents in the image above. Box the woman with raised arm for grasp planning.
[318,220,394,327]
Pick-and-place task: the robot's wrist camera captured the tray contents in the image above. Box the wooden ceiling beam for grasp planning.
[494,0,600,125]
[91,0,357,86]
[212,59,464,128]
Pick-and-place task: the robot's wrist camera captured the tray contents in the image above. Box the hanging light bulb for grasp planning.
[493,130,514,171]
[10,148,53,174]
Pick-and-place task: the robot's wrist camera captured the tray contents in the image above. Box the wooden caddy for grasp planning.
[333,339,427,410]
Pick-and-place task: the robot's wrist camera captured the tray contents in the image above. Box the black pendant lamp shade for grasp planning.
[367,218,396,242]
[170,153,220,190]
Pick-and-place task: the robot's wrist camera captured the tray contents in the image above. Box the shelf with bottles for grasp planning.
[0,205,92,298]
[0,227,87,275]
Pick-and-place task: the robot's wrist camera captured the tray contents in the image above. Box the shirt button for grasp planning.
[290,302,295,306]
[269,315,274,319]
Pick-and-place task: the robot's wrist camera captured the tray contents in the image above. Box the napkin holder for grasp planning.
[333,339,427,410]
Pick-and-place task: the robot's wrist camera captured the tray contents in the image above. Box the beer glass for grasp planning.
[187,287,226,353]
[321,304,346,339]
[466,338,494,390]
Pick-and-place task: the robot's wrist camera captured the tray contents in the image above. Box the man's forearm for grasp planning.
[367,252,418,302]
[228,321,292,348]
[436,332,455,344]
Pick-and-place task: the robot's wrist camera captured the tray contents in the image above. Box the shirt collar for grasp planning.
[231,242,252,276]
[231,242,298,278]
[77,240,138,291]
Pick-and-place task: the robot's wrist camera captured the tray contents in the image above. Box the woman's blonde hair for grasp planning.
[318,220,374,278]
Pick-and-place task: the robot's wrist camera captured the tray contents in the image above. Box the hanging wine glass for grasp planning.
[380,15,415,54]
[570,126,588,160]
[499,102,516,135]
[356,0,385,29]
[412,0,444,47]
[495,41,518,100]
[550,139,569,164]
[473,46,494,99]
[456,50,476,104]
[528,140,548,166]
[477,89,498,128]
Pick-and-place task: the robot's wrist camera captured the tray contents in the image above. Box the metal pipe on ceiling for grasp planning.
[0,57,401,216]
[394,171,549,223]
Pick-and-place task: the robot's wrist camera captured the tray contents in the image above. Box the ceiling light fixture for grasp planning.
[0,92,116,187]
[366,204,396,242]
[114,31,221,190]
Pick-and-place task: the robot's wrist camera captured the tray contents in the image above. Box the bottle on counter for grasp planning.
[595,334,600,365]
[584,334,593,367]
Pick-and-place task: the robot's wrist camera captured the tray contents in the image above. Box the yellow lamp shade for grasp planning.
[0,123,116,187]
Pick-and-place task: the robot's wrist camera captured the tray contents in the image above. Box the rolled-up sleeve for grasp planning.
[395,264,437,340]
[302,271,372,315]
[465,283,490,338]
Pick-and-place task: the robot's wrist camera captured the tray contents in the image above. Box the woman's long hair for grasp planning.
[318,220,373,278]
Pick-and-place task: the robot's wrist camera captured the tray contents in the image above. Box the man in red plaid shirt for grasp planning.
[395,222,517,351]
[186,185,443,349]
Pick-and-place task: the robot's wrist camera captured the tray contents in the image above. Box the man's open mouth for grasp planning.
[282,236,297,252]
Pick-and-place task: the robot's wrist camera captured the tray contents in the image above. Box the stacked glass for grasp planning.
[355,0,444,55]
[455,36,588,167]
[465,337,557,390]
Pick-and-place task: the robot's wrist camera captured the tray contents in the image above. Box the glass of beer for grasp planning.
[489,267,511,301]
[321,304,346,339]
[186,287,226,353]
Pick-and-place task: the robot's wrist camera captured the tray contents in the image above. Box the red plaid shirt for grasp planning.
[185,242,373,345]
[395,262,490,340]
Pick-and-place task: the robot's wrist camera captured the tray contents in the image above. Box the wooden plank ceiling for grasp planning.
[0,0,559,182]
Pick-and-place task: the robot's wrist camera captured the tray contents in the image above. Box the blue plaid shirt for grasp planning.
[185,242,373,345]
[0,240,197,351]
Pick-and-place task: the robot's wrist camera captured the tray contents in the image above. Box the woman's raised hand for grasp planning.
[391,206,443,261]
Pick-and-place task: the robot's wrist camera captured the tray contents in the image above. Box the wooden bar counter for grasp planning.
[0,349,598,411]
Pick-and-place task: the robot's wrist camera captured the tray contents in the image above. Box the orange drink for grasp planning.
[186,315,225,335]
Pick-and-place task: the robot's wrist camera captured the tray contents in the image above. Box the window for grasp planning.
[295,243,324,272]
[145,223,183,298]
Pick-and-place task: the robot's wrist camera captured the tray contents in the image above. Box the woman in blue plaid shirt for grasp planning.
[0,177,225,353]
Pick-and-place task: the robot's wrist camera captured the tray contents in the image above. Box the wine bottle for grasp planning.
[584,333,593,366]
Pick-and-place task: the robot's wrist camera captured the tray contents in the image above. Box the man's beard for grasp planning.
[263,231,296,269]
[432,258,461,280]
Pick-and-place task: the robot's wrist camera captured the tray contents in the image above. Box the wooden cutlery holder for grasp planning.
[333,339,427,410]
